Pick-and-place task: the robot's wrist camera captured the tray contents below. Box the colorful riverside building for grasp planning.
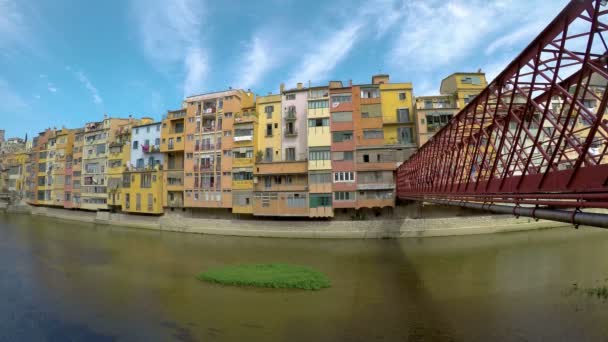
[122,120,164,214]
[65,128,84,208]
[107,119,141,210]
[81,117,133,210]
[231,104,257,214]
[307,85,333,217]
[49,128,74,207]
[161,89,255,211]
[253,90,309,217]
[416,72,487,145]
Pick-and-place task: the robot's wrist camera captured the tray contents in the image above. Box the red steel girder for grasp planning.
[397,0,608,209]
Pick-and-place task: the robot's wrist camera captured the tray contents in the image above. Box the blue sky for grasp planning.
[0,0,569,139]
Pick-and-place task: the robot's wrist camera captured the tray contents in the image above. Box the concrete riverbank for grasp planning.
[2,204,571,239]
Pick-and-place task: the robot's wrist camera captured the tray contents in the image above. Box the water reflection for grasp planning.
[1,213,608,341]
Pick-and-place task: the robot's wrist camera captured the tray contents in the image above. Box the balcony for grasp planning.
[356,183,395,190]
[255,161,307,175]
[142,145,161,153]
[285,111,297,121]
[200,143,215,151]
[167,198,184,208]
[284,129,298,137]
[233,157,253,167]
[201,107,216,116]
[165,109,186,120]
[233,135,253,142]
[234,111,257,123]
[356,197,394,209]
[202,126,216,133]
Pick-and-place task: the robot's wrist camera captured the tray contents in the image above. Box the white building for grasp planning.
[130,122,164,169]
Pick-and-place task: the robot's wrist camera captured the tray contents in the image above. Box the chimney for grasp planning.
[280,83,285,93]
[297,82,303,89]
[348,79,352,86]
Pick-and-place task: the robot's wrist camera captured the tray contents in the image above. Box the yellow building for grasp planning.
[107,122,136,209]
[36,133,54,206]
[121,168,164,214]
[256,94,282,163]
[415,94,458,146]
[439,72,488,109]
[307,86,331,171]
[379,78,416,158]
[50,129,74,207]
[232,105,257,214]
[414,72,487,147]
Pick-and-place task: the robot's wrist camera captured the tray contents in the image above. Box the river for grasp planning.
[0,213,607,341]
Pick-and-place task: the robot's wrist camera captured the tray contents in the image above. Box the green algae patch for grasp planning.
[197,263,331,290]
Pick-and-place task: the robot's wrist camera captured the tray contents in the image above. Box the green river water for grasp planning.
[1,213,607,341]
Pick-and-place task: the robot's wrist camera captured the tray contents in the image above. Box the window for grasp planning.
[398,127,414,144]
[135,128,139,134]
[332,151,353,161]
[144,139,150,147]
[360,88,380,99]
[122,174,131,188]
[333,131,353,143]
[286,121,296,135]
[308,118,329,127]
[309,173,331,183]
[399,92,406,100]
[155,138,160,146]
[140,173,152,188]
[287,193,306,208]
[125,193,130,209]
[331,94,352,106]
[309,194,331,208]
[147,194,153,211]
[285,147,296,161]
[224,112,233,118]
[461,76,481,85]
[186,153,193,159]
[309,150,330,160]
[133,141,138,150]
[331,111,352,122]
[308,100,328,109]
[146,126,150,133]
[397,108,410,122]
[265,105,274,119]
[363,130,383,139]
[334,171,355,182]
[264,176,272,188]
[334,191,355,201]
[266,124,272,136]
[363,154,369,163]
[285,93,296,100]
[224,131,232,136]
[264,148,273,162]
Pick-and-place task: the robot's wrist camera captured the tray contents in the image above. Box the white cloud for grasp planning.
[284,0,405,88]
[485,22,543,55]
[39,73,46,78]
[75,70,102,104]
[132,0,208,96]
[234,36,273,90]
[285,23,362,87]
[34,94,40,99]
[47,82,57,93]
[183,47,208,96]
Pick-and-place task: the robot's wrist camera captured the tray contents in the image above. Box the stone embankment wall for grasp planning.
[5,204,571,239]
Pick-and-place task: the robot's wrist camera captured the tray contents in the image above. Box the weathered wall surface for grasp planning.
[13,204,571,239]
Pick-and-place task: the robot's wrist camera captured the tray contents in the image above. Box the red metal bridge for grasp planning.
[397,0,608,228]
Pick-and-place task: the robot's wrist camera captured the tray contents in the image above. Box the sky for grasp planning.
[0,0,570,139]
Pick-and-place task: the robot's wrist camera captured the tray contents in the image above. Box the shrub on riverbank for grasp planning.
[197,263,331,290]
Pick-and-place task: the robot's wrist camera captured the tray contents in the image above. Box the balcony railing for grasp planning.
[285,111,297,120]
[142,145,161,153]
[201,144,215,151]
[202,126,216,133]
[284,130,298,137]
[168,143,174,150]
[164,110,186,120]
